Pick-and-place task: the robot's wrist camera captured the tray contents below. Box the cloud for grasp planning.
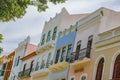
[0,0,120,55]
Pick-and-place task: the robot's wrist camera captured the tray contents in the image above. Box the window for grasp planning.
[81,76,86,80]
[71,78,75,80]
[75,40,81,60]
[55,49,60,64]
[30,60,34,72]
[23,63,26,71]
[46,31,51,42]
[40,56,46,69]
[16,56,20,66]
[40,59,45,69]
[52,27,57,40]
[95,58,104,80]
[60,47,66,62]
[46,53,51,68]
[13,76,15,80]
[80,74,87,80]
[86,35,93,58]
[35,62,39,71]
[112,54,120,79]
[14,58,17,67]
[66,44,72,62]
[70,76,76,80]
[1,63,6,76]
[41,34,45,45]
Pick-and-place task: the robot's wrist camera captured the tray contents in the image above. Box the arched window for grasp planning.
[70,76,76,80]
[112,54,120,80]
[80,73,87,80]
[81,76,86,80]
[95,58,104,80]
[86,35,93,58]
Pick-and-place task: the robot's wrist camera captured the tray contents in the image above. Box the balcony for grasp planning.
[31,61,52,77]
[18,68,31,78]
[37,41,55,54]
[70,48,91,69]
[49,61,69,72]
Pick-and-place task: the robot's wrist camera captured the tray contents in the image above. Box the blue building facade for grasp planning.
[49,25,76,80]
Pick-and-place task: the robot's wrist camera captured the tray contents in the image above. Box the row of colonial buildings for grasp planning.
[0,7,120,80]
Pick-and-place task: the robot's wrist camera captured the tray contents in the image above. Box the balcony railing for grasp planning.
[18,68,31,78]
[70,48,90,63]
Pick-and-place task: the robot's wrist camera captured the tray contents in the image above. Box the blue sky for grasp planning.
[0,0,120,56]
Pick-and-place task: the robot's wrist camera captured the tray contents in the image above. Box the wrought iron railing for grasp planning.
[70,48,90,63]
[18,68,31,78]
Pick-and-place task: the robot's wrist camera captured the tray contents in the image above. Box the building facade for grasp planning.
[18,44,36,80]
[92,26,120,80]
[1,7,120,80]
[49,25,76,80]
[0,56,7,80]
[68,9,101,80]
[31,7,87,80]
[9,36,32,80]
[68,7,120,80]
[3,51,15,80]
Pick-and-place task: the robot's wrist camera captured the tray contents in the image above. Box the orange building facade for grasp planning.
[3,51,15,80]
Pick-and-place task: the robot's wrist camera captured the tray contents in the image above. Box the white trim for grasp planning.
[92,55,106,80]
[109,50,120,79]
[80,73,87,80]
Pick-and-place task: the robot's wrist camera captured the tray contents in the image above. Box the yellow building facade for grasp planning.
[92,26,120,80]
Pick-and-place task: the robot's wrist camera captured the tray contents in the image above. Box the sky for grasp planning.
[0,0,120,56]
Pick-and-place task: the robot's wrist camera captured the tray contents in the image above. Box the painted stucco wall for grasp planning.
[93,45,120,80]
[92,26,120,80]
[68,14,101,80]
[49,26,76,80]
[49,66,69,80]
[99,8,120,34]
[31,8,87,79]
[54,27,76,59]
[68,7,120,80]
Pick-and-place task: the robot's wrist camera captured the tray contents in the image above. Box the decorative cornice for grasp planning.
[95,35,120,48]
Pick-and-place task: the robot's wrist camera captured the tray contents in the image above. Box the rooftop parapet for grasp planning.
[59,25,76,38]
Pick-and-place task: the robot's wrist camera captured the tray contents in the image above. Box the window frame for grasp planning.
[46,30,51,42]
[54,49,61,64]
[80,73,87,80]
[52,26,57,40]
[41,34,45,45]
